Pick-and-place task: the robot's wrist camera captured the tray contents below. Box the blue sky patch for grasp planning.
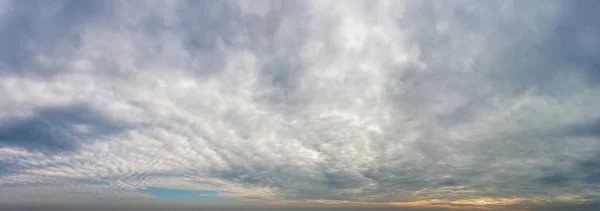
[139,187,239,202]
[0,172,16,177]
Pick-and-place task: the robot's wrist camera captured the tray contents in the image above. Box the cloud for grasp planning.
[1,0,600,209]
[0,104,127,153]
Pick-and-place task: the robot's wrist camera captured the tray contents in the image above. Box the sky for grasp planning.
[0,0,599,210]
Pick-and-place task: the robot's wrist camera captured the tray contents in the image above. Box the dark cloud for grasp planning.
[0,104,126,154]
[545,1,600,84]
[562,119,600,138]
[496,0,600,92]
[0,0,111,78]
[538,174,568,186]
[576,155,600,184]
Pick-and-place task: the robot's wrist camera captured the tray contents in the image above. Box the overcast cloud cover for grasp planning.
[0,0,599,210]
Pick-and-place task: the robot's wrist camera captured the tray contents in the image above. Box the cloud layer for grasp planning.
[1,0,600,209]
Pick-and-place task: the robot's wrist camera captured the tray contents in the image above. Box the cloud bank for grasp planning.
[1,0,600,210]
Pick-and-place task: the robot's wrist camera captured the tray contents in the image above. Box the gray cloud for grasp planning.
[0,104,127,154]
[0,0,110,78]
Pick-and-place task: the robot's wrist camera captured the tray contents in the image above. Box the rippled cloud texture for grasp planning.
[1,0,599,210]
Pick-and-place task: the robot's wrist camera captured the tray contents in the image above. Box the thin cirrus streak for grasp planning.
[0,0,599,210]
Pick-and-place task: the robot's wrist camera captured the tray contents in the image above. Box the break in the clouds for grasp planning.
[1,0,600,210]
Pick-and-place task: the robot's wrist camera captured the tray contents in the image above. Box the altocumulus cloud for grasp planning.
[1,0,600,210]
